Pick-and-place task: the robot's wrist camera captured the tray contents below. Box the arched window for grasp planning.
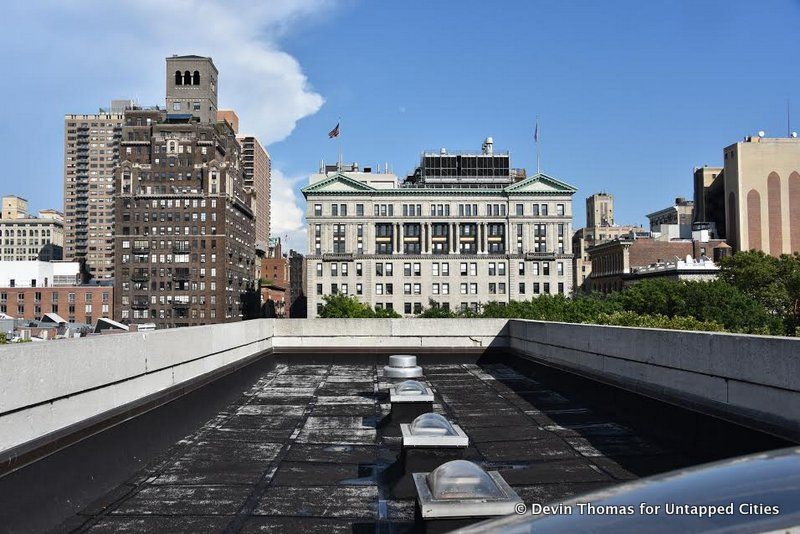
[183,71,191,85]
[746,189,762,251]
[767,172,783,255]
[193,70,200,85]
[727,191,738,251]
[174,70,182,85]
[790,172,800,252]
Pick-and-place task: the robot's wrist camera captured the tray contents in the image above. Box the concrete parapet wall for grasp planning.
[0,320,273,461]
[507,319,800,442]
[272,318,509,349]
[2,317,798,467]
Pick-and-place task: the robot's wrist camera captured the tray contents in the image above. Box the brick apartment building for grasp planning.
[0,261,112,324]
[113,56,256,329]
[260,237,288,318]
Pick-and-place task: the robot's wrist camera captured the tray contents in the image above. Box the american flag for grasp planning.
[534,120,539,143]
[328,122,340,138]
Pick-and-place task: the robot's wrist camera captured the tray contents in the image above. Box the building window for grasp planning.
[515,204,524,216]
[314,204,322,216]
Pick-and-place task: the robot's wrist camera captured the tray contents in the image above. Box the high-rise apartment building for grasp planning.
[63,100,133,279]
[238,135,271,247]
[694,135,800,255]
[303,138,577,317]
[113,56,256,329]
[215,110,271,262]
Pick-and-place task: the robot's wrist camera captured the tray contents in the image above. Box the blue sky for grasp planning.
[1,1,799,251]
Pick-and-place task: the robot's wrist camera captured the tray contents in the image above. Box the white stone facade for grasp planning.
[303,169,577,317]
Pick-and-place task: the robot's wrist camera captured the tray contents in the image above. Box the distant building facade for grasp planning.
[2,195,28,220]
[694,135,800,255]
[113,56,256,329]
[572,193,646,291]
[0,196,64,262]
[238,135,271,248]
[63,101,132,279]
[647,197,695,240]
[288,249,306,318]
[261,237,289,318]
[693,165,725,236]
[587,233,730,292]
[0,261,111,324]
[303,138,577,317]
[586,192,614,228]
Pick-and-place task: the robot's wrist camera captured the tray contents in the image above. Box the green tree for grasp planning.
[610,278,779,334]
[317,293,400,318]
[720,251,800,334]
[417,300,458,318]
[594,311,725,332]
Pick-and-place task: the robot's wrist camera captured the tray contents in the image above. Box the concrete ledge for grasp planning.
[0,320,274,463]
[3,317,799,475]
[508,320,800,443]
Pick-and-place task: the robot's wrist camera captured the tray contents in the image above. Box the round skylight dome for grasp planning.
[396,380,427,395]
[410,413,457,436]
[427,460,503,500]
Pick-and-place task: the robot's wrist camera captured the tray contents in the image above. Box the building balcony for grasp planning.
[172,270,191,282]
[525,251,556,260]
[322,252,354,261]
[130,300,149,309]
[132,247,150,255]
[131,273,149,282]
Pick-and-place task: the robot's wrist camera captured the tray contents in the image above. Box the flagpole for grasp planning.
[338,116,342,171]
[535,115,541,174]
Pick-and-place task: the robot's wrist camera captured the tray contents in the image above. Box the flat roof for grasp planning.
[48,358,702,531]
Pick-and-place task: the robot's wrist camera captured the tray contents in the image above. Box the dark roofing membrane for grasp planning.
[4,352,789,533]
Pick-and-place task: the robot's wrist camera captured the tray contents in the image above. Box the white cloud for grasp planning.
[5,0,329,253]
[270,170,308,253]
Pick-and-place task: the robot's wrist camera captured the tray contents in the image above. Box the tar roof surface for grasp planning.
[60,360,692,533]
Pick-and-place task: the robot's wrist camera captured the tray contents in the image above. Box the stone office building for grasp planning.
[693,134,800,255]
[113,56,256,329]
[0,196,65,262]
[303,138,577,317]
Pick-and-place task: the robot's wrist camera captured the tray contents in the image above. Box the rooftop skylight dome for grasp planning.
[397,380,427,396]
[413,460,523,518]
[390,379,434,403]
[402,413,469,447]
[411,413,458,436]
[428,460,503,500]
